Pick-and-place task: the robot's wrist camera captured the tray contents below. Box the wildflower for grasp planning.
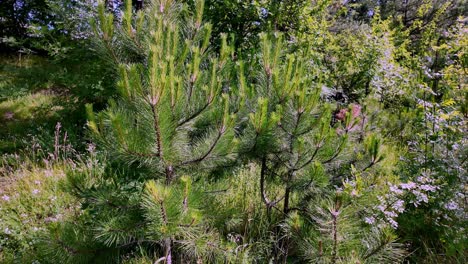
[351,104,361,118]
[377,205,386,212]
[330,210,340,217]
[1,195,10,201]
[392,200,405,213]
[388,218,398,229]
[444,201,458,210]
[44,169,53,177]
[32,189,40,195]
[336,108,347,121]
[400,181,416,190]
[45,216,58,223]
[4,227,12,234]
[389,185,403,195]
[419,184,437,192]
[413,191,429,203]
[384,210,397,218]
[3,112,14,120]
[87,143,96,153]
[364,216,376,225]
[34,180,41,185]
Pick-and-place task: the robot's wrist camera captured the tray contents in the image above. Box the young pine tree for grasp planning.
[40,0,240,263]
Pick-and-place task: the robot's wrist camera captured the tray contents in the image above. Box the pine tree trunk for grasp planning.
[165,238,172,264]
[276,170,294,263]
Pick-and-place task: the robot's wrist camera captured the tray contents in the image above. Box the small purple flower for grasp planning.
[32,189,40,195]
[413,190,428,203]
[44,169,53,177]
[444,201,458,210]
[330,210,340,217]
[390,185,403,195]
[3,112,14,120]
[388,218,398,229]
[87,143,96,153]
[384,210,398,218]
[1,195,10,201]
[392,200,405,213]
[400,181,416,190]
[364,216,376,224]
[419,184,437,192]
[377,205,386,212]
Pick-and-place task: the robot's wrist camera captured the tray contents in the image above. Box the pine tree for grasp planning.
[88,0,240,261]
[236,33,350,262]
[39,0,240,263]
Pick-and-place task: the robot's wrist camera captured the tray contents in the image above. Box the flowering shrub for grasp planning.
[362,171,439,229]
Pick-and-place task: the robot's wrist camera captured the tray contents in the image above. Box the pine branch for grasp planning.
[323,137,347,164]
[293,141,323,171]
[123,146,159,158]
[364,239,388,260]
[177,100,211,127]
[259,156,285,212]
[179,130,223,166]
[150,104,164,158]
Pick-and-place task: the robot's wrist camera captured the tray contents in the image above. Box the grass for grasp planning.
[0,54,55,100]
[0,161,79,263]
[0,54,88,262]
[0,54,86,154]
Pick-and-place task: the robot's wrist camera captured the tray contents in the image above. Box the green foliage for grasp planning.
[0,164,78,263]
[1,0,466,263]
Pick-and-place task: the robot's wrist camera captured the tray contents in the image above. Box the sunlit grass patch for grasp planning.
[0,91,59,121]
[0,54,53,100]
[0,91,66,153]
